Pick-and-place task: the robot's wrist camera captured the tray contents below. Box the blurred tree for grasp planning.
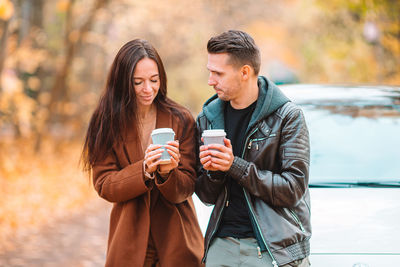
[296,0,400,83]
[43,0,109,143]
[1,0,399,151]
[0,20,10,89]
[0,0,14,90]
[47,0,109,122]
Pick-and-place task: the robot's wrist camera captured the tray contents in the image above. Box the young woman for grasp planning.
[82,39,204,267]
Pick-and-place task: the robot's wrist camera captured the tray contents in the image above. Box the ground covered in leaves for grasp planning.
[0,139,111,266]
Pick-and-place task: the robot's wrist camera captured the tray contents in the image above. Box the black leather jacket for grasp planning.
[195,77,311,266]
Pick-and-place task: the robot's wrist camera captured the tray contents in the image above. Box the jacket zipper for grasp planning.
[241,127,279,267]
[243,190,278,267]
[247,134,274,150]
[202,185,228,263]
[248,137,267,150]
[245,128,259,150]
[289,209,305,232]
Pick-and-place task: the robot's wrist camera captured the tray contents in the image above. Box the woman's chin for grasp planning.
[138,99,155,106]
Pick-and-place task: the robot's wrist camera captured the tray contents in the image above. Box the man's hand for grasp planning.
[199,138,234,172]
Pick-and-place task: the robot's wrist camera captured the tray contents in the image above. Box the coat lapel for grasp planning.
[156,107,172,129]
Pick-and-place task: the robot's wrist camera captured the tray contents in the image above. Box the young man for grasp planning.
[195,30,311,267]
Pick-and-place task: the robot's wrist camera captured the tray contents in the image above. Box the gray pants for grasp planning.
[206,237,310,267]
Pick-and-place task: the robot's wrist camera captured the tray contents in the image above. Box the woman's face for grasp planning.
[133,57,160,108]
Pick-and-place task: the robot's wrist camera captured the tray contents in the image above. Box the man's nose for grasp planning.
[208,74,216,86]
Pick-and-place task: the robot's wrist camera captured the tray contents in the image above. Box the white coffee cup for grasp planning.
[151,128,175,164]
[202,129,226,147]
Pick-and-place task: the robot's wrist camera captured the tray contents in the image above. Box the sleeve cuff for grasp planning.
[143,161,155,180]
[208,171,226,181]
[156,169,171,184]
[227,156,249,180]
[206,171,226,184]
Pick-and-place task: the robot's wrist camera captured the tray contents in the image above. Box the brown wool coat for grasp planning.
[92,106,204,267]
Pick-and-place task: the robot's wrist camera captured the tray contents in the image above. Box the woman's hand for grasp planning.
[158,140,180,174]
[144,144,163,174]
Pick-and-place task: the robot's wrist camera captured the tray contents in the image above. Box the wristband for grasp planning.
[143,161,155,180]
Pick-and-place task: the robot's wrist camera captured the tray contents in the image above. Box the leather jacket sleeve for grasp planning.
[195,170,227,205]
[227,108,310,208]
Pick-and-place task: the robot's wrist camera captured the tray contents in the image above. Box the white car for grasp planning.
[194,84,400,267]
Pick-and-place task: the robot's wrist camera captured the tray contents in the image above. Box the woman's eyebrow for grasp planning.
[134,74,159,79]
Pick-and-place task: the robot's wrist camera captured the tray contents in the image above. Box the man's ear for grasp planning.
[240,65,252,81]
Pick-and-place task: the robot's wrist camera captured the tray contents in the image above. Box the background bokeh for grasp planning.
[0,0,399,264]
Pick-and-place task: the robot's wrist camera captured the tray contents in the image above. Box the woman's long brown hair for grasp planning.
[81,39,186,173]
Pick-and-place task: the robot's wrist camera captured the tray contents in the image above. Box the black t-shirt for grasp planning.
[217,100,257,238]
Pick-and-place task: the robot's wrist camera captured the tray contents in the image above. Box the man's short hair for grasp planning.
[207,30,261,75]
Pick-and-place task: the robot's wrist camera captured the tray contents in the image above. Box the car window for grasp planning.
[303,105,400,183]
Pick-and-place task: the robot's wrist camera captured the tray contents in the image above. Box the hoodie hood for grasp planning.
[202,76,290,132]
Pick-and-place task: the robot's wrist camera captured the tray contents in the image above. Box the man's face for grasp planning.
[207,53,242,102]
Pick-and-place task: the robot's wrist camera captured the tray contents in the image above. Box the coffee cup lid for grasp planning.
[151,128,175,136]
[202,129,226,137]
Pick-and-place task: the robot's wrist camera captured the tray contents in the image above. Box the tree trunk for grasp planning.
[34,0,109,151]
[0,20,10,93]
[18,0,32,44]
[32,0,44,29]
[47,0,109,122]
